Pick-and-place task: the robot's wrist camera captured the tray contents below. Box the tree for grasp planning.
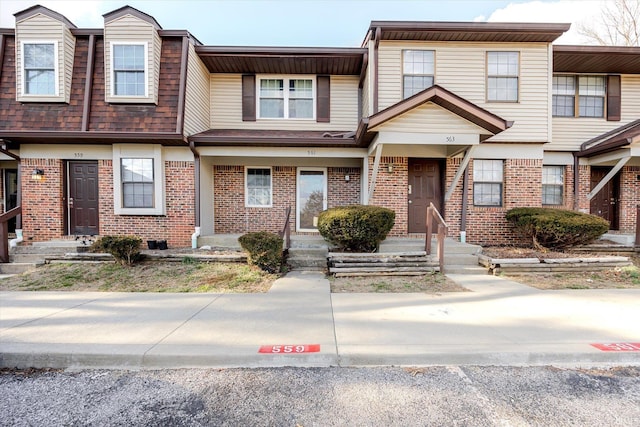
[578,0,640,46]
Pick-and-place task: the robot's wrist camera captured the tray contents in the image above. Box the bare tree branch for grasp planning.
[578,0,640,45]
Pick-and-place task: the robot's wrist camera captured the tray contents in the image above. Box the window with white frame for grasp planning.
[542,165,564,205]
[259,77,314,119]
[403,50,434,98]
[121,158,154,208]
[23,42,57,95]
[112,44,146,96]
[487,51,519,102]
[552,75,606,118]
[246,168,272,207]
[473,160,503,206]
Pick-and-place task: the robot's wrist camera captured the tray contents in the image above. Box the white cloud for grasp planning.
[476,0,606,44]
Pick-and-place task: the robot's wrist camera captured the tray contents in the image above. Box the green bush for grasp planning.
[317,205,395,252]
[238,231,284,273]
[90,235,143,265]
[506,207,609,250]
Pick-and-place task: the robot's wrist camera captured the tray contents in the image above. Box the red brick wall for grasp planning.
[368,156,408,236]
[213,165,361,234]
[21,159,195,247]
[619,166,640,234]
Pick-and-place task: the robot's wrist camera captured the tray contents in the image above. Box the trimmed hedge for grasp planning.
[318,205,395,252]
[506,207,609,250]
[238,231,284,273]
[90,235,142,265]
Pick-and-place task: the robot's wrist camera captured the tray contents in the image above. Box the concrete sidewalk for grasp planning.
[1,271,639,369]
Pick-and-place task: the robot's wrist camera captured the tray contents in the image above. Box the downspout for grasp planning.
[190,141,201,248]
[573,153,580,211]
[460,165,469,243]
[373,27,381,114]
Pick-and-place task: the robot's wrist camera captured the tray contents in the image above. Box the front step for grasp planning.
[0,262,38,275]
[11,241,92,264]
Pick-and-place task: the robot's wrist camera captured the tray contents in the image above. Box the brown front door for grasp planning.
[590,167,619,230]
[408,159,442,233]
[68,161,99,235]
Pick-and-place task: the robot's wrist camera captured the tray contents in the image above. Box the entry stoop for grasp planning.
[10,240,94,264]
[287,235,328,270]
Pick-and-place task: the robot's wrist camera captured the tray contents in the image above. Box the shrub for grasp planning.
[90,235,143,265]
[506,207,609,250]
[317,205,395,252]
[238,231,283,273]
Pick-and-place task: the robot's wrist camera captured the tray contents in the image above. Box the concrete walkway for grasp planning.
[1,272,639,369]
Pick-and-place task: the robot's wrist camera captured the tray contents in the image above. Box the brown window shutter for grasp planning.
[242,75,256,121]
[607,75,621,122]
[317,75,330,123]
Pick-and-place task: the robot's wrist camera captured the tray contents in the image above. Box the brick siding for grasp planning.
[368,156,408,236]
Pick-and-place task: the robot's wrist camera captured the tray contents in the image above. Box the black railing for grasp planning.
[425,202,447,273]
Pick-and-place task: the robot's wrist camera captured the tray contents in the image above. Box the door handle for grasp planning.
[408,185,412,195]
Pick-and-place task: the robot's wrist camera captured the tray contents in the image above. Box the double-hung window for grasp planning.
[23,42,56,95]
[552,75,606,118]
[259,77,314,119]
[246,168,272,207]
[121,158,154,208]
[473,160,503,206]
[403,50,434,98]
[487,52,519,102]
[112,43,146,96]
[542,166,564,205]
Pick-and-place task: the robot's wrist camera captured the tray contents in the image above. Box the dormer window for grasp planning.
[111,43,147,97]
[22,42,57,96]
[258,77,315,119]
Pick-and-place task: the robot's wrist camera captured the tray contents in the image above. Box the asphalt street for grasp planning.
[1,365,639,426]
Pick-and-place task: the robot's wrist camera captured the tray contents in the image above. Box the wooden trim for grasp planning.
[0,35,5,84]
[176,36,190,134]
[358,51,368,88]
[373,27,381,114]
[607,75,621,122]
[81,35,96,131]
[316,75,330,123]
[242,74,256,122]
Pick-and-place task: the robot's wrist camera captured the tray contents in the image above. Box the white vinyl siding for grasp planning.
[184,43,211,136]
[15,13,75,103]
[377,41,550,143]
[210,74,359,130]
[104,14,161,104]
[551,75,640,151]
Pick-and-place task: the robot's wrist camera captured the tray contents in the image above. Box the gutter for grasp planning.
[189,141,201,248]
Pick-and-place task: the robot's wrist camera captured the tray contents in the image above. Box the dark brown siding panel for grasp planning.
[607,75,621,122]
[317,75,330,123]
[242,74,256,121]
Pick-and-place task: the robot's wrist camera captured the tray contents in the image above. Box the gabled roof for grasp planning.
[195,46,367,75]
[364,21,570,45]
[14,4,77,28]
[360,85,512,144]
[554,45,640,74]
[578,119,640,157]
[103,5,162,29]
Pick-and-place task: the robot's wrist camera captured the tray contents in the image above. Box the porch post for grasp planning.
[444,145,475,202]
[367,143,383,202]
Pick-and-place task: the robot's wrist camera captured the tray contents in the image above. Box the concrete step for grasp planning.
[198,234,242,250]
[444,265,488,275]
[287,247,328,269]
[0,262,38,275]
[444,254,480,267]
[13,244,90,255]
[290,235,327,249]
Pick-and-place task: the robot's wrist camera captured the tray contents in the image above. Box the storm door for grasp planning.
[297,168,327,232]
[4,169,18,233]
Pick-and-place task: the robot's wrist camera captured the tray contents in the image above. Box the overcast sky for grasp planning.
[0,0,607,46]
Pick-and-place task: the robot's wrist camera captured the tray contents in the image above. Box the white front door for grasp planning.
[297,168,327,232]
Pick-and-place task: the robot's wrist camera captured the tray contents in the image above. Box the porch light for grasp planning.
[31,168,45,181]
[387,163,394,173]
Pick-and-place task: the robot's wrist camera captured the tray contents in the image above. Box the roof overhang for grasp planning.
[195,46,367,75]
[578,119,640,157]
[364,21,570,45]
[0,131,187,146]
[554,45,640,74]
[188,129,360,147]
[358,85,513,146]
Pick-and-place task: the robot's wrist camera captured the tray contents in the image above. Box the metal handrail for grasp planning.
[0,206,22,263]
[425,202,447,273]
[279,205,292,251]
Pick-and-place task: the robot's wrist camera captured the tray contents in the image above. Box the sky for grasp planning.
[0,0,608,46]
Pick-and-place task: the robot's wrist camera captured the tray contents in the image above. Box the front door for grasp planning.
[68,161,99,235]
[408,159,442,233]
[590,167,619,230]
[4,169,18,233]
[297,168,327,232]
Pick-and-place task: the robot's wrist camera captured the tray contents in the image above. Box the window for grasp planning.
[542,166,564,205]
[552,75,606,118]
[487,52,518,102]
[112,44,146,96]
[23,42,56,95]
[121,158,154,208]
[473,160,503,206]
[246,168,272,207]
[258,77,314,119]
[552,75,575,117]
[403,50,434,98]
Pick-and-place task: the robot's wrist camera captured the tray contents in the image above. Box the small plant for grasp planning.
[90,235,143,265]
[238,231,284,273]
[181,256,199,265]
[318,205,395,252]
[506,207,609,250]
